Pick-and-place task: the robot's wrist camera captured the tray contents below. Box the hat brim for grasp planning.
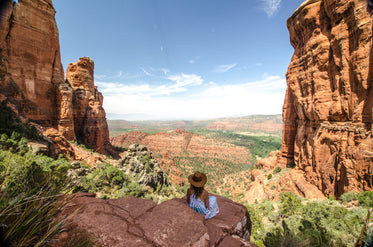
[188,173,207,187]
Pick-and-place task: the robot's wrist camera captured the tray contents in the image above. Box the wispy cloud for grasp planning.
[140,67,153,76]
[262,0,281,17]
[167,73,203,87]
[189,56,201,64]
[150,67,170,75]
[96,72,203,98]
[213,63,237,73]
[98,74,286,120]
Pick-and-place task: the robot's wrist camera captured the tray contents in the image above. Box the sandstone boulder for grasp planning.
[56,193,257,247]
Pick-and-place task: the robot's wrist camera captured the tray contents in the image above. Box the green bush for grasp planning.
[287,160,296,168]
[247,205,265,241]
[358,191,373,207]
[263,220,310,247]
[273,166,282,174]
[340,191,359,203]
[0,150,71,196]
[0,147,79,246]
[279,192,302,218]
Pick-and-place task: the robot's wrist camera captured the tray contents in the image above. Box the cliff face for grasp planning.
[280,0,373,196]
[0,0,63,123]
[65,57,114,154]
[0,0,115,156]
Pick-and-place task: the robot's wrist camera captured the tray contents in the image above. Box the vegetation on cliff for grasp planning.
[0,104,177,245]
[248,192,373,247]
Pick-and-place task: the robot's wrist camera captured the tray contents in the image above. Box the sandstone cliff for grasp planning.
[65,57,115,154]
[0,0,115,157]
[279,0,373,197]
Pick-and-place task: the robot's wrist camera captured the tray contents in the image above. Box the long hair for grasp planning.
[191,185,204,198]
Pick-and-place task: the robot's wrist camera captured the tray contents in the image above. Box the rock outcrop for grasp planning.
[65,57,114,154]
[117,144,169,189]
[279,0,373,197]
[0,0,115,157]
[56,193,256,247]
[247,152,326,203]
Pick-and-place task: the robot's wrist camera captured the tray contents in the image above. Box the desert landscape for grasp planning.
[0,0,372,246]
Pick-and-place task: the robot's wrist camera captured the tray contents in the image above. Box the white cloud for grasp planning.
[262,0,281,17]
[96,72,203,97]
[213,63,237,73]
[98,74,286,120]
[167,73,203,87]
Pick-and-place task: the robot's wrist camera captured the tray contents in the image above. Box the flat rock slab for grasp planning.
[56,193,257,247]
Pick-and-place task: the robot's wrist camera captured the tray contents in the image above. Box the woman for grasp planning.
[186,171,219,219]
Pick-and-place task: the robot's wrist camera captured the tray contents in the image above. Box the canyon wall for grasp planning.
[0,0,115,156]
[279,0,373,196]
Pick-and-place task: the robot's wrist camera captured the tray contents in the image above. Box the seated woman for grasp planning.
[186,171,219,219]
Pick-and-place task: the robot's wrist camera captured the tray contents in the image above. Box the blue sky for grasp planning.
[53,0,304,120]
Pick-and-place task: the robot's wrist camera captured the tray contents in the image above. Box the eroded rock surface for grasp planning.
[0,0,115,157]
[65,57,115,155]
[279,0,373,197]
[57,193,256,247]
[117,144,169,189]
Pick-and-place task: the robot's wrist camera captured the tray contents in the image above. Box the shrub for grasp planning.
[0,148,79,246]
[279,192,302,218]
[267,174,272,180]
[340,191,359,203]
[263,220,309,247]
[273,166,282,174]
[247,205,265,241]
[358,191,373,208]
[287,160,296,168]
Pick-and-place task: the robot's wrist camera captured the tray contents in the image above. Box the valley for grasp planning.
[109,115,282,196]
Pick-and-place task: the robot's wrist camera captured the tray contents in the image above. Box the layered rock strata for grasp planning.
[0,0,115,156]
[56,193,256,247]
[279,0,373,196]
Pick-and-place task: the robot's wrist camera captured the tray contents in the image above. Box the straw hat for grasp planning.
[188,171,207,187]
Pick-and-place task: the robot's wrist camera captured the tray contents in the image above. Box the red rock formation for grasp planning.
[279,0,373,197]
[1,0,63,123]
[65,57,114,155]
[56,193,257,247]
[0,0,116,157]
[248,152,326,203]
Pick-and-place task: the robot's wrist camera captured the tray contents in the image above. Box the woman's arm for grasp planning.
[186,188,191,204]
